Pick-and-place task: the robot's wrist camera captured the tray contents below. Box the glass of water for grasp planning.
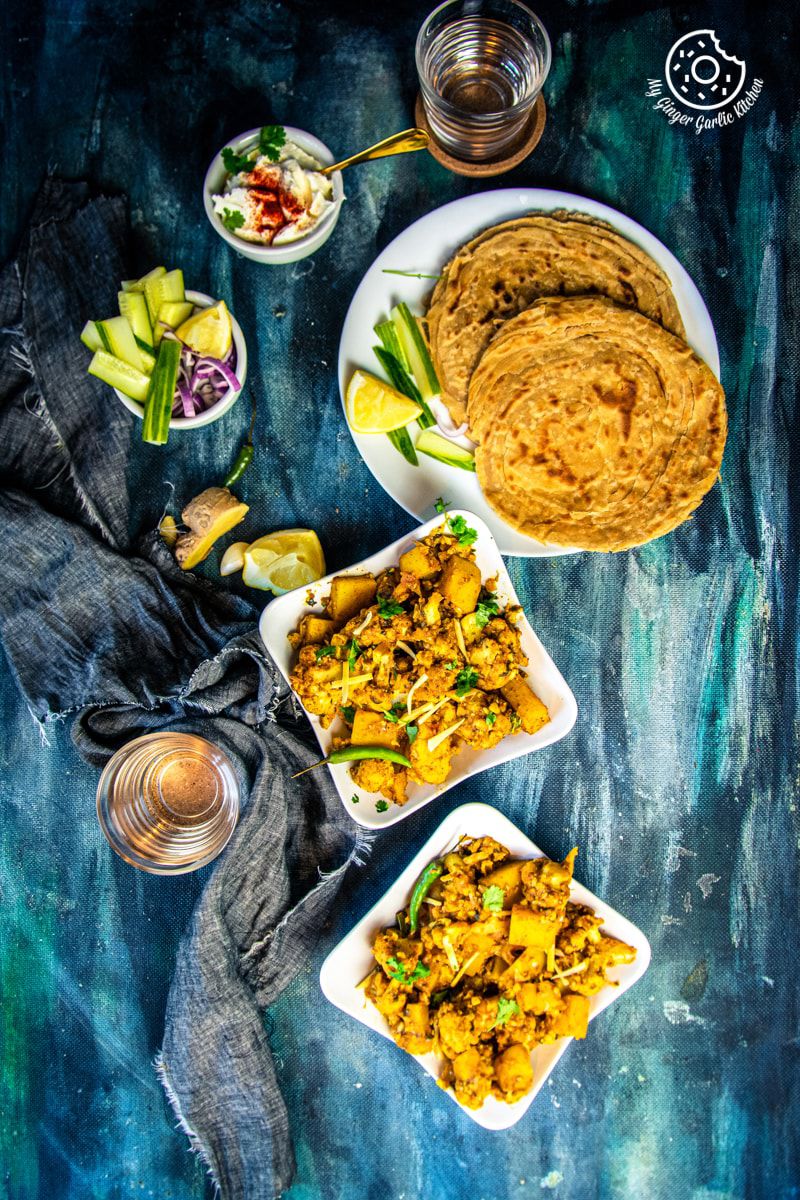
[96,732,240,875]
[416,0,551,162]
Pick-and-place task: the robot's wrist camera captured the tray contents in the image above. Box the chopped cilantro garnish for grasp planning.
[377,597,405,619]
[434,497,450,515]
[383,703,406,724]
[448,514,478,547]
[221,146,255,175]
[220,207,245,232]
[350,794,359,804]
[386,956,430,985]
[347,639,361,669]
[454,666,479,697]
[406,723,418,745]
[482,884,505,912]
[485,712,497,727]
[492,997,520,1027]
[475,598,500,628]
[259,123,286,161]
[375,799,389,813]
[446,659,460,671]
[510,713,522,732]
[341,705,356,723]
[315,645,337,660]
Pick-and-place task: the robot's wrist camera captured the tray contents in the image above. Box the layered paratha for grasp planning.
[469,296,726,551]
[427,211,685,425]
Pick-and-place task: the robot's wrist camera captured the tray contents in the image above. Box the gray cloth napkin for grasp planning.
[0,178,365,1198]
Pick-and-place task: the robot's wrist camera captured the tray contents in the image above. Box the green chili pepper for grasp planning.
[408,859,444,934]
[292,744,412,778]
[223,389,257,488]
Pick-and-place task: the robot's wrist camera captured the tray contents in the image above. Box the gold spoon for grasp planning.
[320,128,430,176]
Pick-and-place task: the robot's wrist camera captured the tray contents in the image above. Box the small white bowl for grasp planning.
[259,510,577,828]
[114,290,247,431]
[320,801,651,1129]
[203,125,344,265]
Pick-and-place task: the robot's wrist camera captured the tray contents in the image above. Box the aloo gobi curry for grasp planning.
[288,516,550,805]
[364,836,637,1108]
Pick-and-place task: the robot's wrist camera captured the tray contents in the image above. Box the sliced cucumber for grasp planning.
[123,266,166,295]
[144,269,185,325]
[96,316,146,371]
[152,320,171,348]
[387,426,418,466]
[375,319,411,374]
[391,302,439,403]
[158,300,193,328]
[138,347,157,374]
[80,321,104,353]
[416,428,475,472]
[88,351,150,403]
[118,290,153,351]
[374,346,435,430]
[142,338,181,445]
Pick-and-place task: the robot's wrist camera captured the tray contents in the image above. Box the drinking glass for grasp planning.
[96,732,240,875]
[416,0,551,162]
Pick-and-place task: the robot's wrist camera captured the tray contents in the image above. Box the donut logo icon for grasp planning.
[665,29,746,111]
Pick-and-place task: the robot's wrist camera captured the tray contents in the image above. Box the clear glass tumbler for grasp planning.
[96,732,240,875]
[416,0,551,162]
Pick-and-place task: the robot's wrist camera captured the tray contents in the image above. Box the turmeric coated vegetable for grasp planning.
[175,487,249,571]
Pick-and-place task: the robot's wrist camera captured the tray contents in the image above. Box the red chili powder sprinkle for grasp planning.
[244,164,307,244]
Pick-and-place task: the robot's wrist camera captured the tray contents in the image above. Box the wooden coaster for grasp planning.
[415,93,546,177]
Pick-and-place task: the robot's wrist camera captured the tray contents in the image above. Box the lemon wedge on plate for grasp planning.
[242,528,325,593]
[346,369,422,434]
[176,301,233,359]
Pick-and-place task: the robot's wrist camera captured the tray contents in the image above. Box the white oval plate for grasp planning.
[320,801,652,1129]
[259,510,576,829]
[338,189,720,557]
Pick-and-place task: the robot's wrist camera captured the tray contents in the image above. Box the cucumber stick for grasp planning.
[373,346,435,430]
[118,290,153,351]
[390,303,439,402]
[144,269,185,325]
[88,351,150,402]
[142,339,181,445]
[416,428,476,472]
[80,321,103,352]
[96,316,146,372]
[158,300,193,328]
[122,266,166,294]
[387,426,418,466]
[374,320,411,373]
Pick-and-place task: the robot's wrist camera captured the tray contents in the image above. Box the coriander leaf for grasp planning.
[446,659,460,671]
[454,666,479,697]
[259,123,286,161]
[386,956,431,984]
[341,705,356,723]
[475,598,499,628]
[377,596,405,619]
[221,146,254,175]
[315,645,337,660]
[220,208,245,232]
[482,884,505,912]
[347,639,361,669]
[406,723,418,745]
[383,703,406,724]
[351,794,359,804]
[434,497,450,515]
[375,799,389,813]
[485,712,497,727]
[448,514,478,547]
[493,997,520,1028]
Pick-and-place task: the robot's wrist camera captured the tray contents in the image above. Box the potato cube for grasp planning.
[439,556,481,614]
[399,543,440,580]
[327,574,377,624]
[350,709,401,750]
[501,676,550,735]
[559,993,590,1040]
[298,614,336,645]
[481,860,524,908]
[509,905,560,950]
[494,1044,533,1096]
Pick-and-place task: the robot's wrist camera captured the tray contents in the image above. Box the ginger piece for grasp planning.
[175,487,249,571]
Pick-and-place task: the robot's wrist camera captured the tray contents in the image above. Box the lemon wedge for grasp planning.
[176,301,233,359]
[346,369,422,434]
[247,528,325,578]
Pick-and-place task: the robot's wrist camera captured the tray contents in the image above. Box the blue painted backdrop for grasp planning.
[1,2,797,1198]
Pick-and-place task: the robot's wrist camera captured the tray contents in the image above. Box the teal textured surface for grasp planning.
[1,2,797,1198]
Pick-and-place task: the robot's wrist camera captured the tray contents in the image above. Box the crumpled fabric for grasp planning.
[0,178,363,1198]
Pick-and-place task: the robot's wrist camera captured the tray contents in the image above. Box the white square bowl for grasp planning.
[319,802,652,1129]
[259,511,577,828]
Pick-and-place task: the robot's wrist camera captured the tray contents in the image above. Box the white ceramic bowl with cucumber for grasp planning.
[203,125,344,265]
[81,267,247,438]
